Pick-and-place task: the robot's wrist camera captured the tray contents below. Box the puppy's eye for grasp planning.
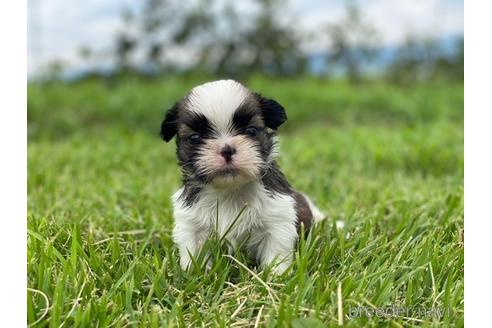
[188,133,202,144]
[244,127,258,137]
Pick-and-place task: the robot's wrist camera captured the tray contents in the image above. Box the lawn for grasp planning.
[27,76,464,327]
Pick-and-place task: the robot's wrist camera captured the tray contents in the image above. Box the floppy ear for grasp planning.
[160,103,179,142]
[256,94,287,130]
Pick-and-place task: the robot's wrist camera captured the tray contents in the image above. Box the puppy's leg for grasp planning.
[173,222,201,270]
[257,224,297,274]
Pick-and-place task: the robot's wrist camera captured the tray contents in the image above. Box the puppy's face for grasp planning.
[160,80,287,187]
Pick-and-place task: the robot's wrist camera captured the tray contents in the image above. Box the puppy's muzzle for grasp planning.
[220,144,236,163]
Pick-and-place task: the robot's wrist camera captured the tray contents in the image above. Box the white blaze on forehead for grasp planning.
[187,80,250,132]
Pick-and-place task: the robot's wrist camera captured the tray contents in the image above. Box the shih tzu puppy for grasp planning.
[160,80,325,274]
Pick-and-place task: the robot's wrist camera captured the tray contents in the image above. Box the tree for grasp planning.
[138,0,216,72]
[114,10,138,72]
[43,59,66,81]
[198,0,306,77]
[112,0,305,77]
[242,0,306,76]
[386,36,463,83]
[325,0,379,83]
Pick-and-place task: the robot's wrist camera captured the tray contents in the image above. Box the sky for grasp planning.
[27,0,463,75]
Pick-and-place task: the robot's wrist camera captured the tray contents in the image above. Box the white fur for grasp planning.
[195,135,263,184]
[172,182,298,274]
[302,193,326,223]
[187,80,250,132]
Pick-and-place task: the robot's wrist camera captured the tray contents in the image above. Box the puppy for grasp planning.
[160,80,325,274]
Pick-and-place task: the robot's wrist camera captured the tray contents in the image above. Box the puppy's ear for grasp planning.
[256,94,287,130]
[160,103,179,142]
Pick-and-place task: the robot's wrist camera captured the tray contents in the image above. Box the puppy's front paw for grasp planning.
[270,258,291,275]
[179,253,192,271]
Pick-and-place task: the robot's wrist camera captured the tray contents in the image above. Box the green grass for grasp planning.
[28,77,463,327]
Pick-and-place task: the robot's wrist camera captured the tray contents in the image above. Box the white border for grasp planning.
[0,0,27,325]
[464,1,492,327]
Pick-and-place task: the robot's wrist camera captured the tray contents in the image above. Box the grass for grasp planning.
[27,76,463,327]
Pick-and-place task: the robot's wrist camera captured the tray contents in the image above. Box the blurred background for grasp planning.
[28,0,463,83]
[27,0,464,141]
[26,0,465,208]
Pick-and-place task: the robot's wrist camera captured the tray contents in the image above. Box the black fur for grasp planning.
[160,103,179,142]
[179,182,203,207]
[181,111,215,138]
[232,102,261,131]
[255,93,287,130]
[293,192,313,233]
[261,162,293,195]
[230,98,276,161]
[258,131,275,161]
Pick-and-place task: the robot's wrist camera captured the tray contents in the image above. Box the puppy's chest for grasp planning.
[192,191,265,239]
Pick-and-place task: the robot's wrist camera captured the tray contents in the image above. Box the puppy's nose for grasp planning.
[220,144,236,162]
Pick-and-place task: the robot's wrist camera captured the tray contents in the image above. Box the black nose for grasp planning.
[220,144,236,162]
